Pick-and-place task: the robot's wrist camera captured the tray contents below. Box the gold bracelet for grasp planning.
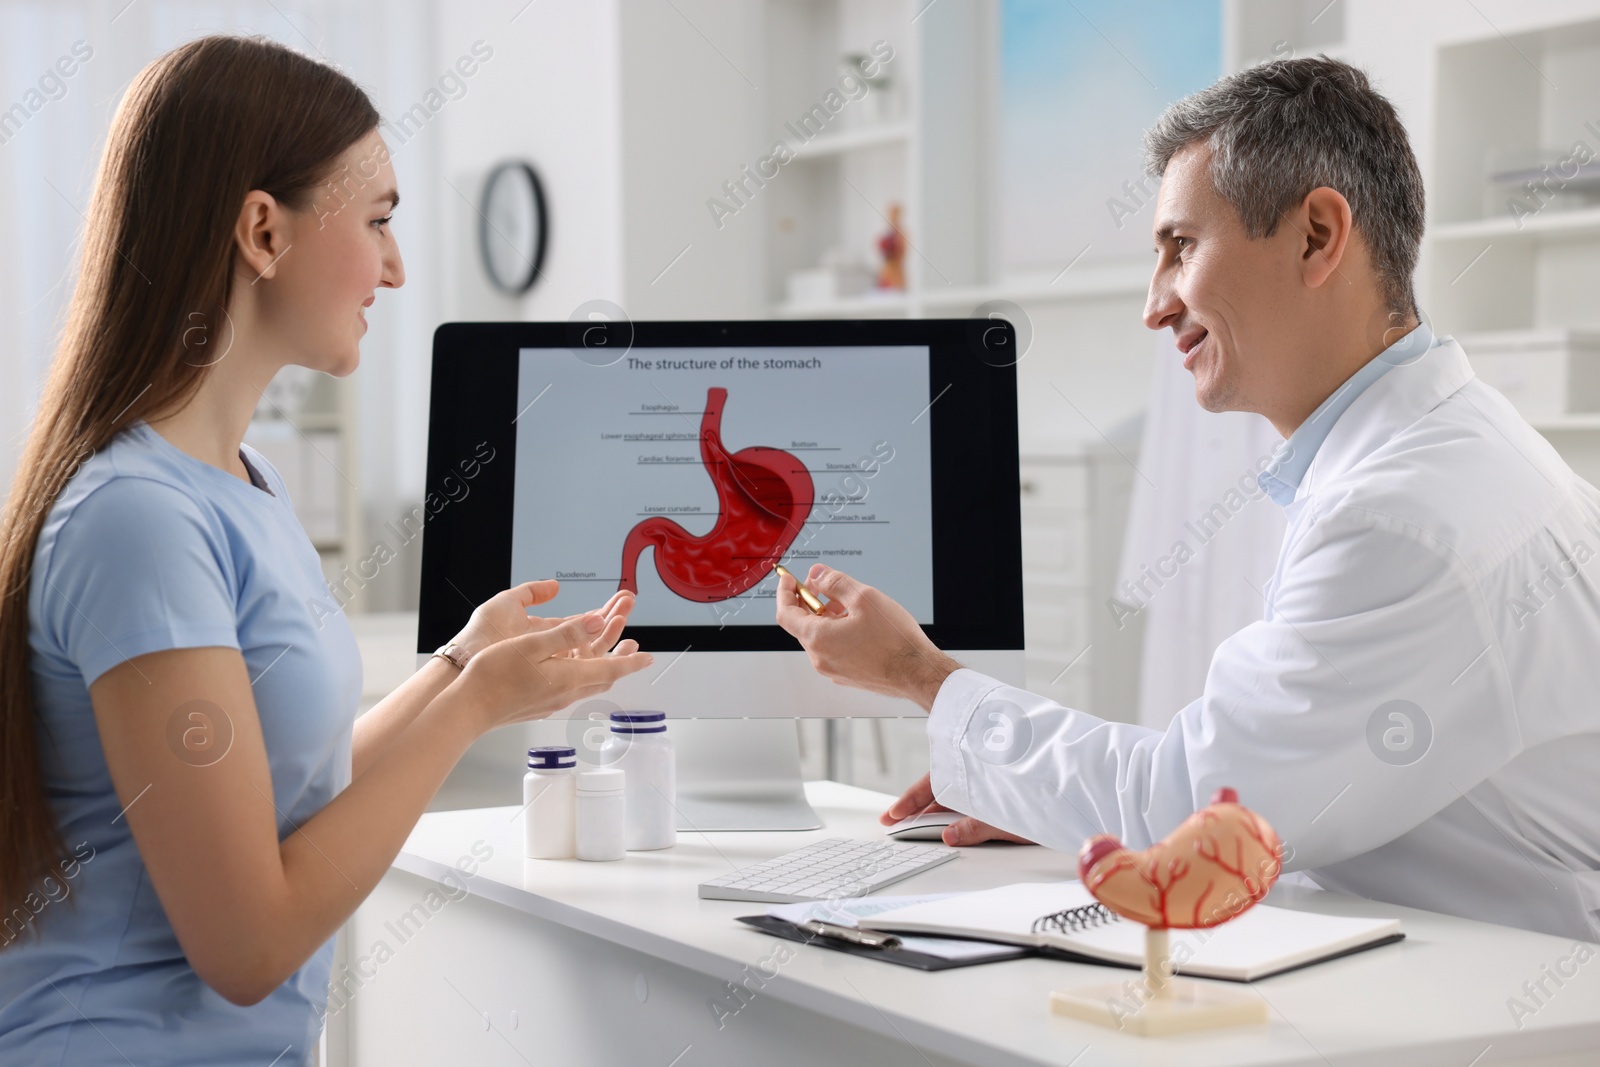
[432,641,473,670]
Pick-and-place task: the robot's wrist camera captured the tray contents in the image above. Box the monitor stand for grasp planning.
[668,719,823,832]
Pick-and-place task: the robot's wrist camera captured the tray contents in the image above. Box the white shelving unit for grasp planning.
[762,0,993,318]
[759,0,1156,323]
[1430,204,1600,244]
[777,290,911,318]
[244,370,363,593]
[788,119,911,160]
[1427,13,1600,486]
[918,263,1157,312]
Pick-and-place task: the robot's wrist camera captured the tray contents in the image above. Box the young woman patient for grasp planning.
[0,35,652,1065]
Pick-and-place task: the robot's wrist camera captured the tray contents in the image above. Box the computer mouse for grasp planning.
[885,810,959,841]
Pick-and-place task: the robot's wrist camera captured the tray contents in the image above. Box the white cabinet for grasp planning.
[1428,15,1600,483]
[1020,441,1143,724]
[1018,455,1090,711]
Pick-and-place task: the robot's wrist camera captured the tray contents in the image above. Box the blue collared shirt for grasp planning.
[1258,321,1437,506]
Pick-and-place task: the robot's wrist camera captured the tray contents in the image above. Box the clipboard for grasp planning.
[737,915,1031,971]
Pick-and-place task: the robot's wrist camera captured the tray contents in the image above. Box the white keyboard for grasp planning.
[698,837,959,903]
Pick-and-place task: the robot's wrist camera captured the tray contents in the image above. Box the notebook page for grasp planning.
[1150,907,1403,980]
[867,881,1402,980]
[866,881,1099,942]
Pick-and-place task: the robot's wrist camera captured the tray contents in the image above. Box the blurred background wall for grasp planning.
[5,0,1600,790]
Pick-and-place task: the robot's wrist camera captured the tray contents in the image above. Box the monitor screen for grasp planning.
[417,320,1023,682]
[509,344,934,628]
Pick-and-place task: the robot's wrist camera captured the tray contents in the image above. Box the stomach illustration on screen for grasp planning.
[617,386,814,604]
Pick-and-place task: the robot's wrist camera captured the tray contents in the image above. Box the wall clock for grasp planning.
[479,160,547,294]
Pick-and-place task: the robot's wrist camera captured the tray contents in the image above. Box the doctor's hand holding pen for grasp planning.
[775,564,1033,847]
[450,580,653,731]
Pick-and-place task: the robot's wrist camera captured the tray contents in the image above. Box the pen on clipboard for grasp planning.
[774,564,826,615]
[799,919,902,950]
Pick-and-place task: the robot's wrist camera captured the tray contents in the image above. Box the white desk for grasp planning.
[336,781,1600,1067]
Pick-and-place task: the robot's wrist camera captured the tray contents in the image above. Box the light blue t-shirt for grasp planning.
[2,418,362,1066]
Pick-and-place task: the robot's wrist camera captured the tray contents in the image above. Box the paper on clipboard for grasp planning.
[766,894,1020,962]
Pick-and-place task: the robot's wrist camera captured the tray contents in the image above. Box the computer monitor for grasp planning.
[418,319,1024,827]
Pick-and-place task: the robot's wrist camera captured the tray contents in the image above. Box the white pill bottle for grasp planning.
[606,711,676,851]
[523,745,577,859]
[575,768,627,861]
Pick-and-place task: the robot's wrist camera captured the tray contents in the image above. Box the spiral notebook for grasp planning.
[862,882,1404,982]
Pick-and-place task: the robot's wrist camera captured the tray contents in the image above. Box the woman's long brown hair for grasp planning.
[0,35,377,943]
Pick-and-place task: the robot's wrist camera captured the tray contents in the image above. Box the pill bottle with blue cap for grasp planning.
[524,745,577,859]
[605,711,676,851]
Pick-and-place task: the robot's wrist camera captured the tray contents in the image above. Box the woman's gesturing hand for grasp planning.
[458,609,653,731]
[452,580,640,660]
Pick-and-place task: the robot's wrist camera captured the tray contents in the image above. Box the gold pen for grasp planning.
[799,919,902,949]
[774,564,826,615]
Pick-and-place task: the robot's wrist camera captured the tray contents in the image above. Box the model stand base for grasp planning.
[1049,977,1266,1036]
[1049,928,1267,1037]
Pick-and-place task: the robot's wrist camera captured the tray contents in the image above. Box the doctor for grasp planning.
[777,56,1600,943]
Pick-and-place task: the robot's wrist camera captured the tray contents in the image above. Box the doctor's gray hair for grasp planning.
[1143,55,1425,318]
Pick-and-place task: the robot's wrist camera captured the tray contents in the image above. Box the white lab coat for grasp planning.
[1116,331,1287,728]
[930,336,1600,942]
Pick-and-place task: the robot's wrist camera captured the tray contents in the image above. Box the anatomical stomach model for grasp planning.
[618,387,814,604]
[1051,787,1284,1035]
[1077,786,1283,929]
